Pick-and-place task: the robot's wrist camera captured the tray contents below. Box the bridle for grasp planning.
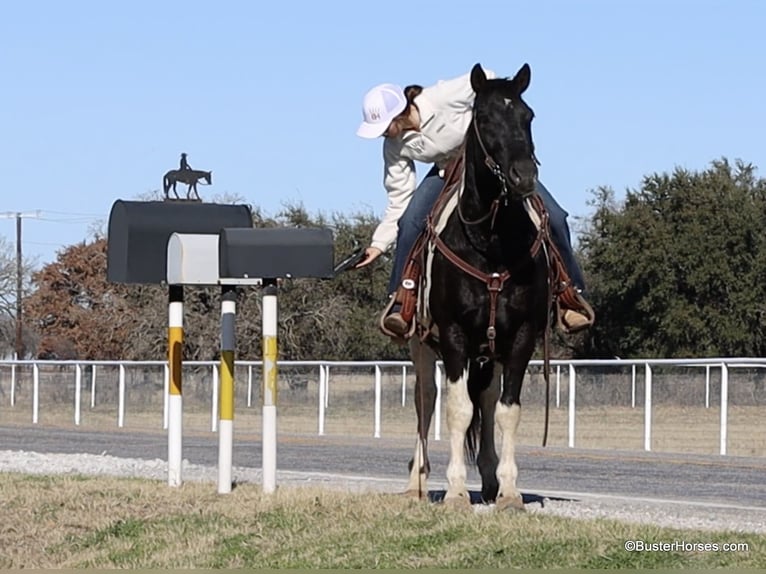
[457,119,541,228]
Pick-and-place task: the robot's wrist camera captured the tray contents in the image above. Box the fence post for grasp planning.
[568,364,575,448]
[118,364,126,428]
[631,364,636,408]
[10,364,16,407]
[318,364,326,436]
[555,365,561,408]
[163,364,169,430]
[374,365,382,438]
[90,364,96,408]
[211,364,219,433]
[705,365,711,409]
[247,364,253,408]
[401,365,407,407]
[74,364,82,426]
[644,363,652,451]
[720,362,728,455]
[32,363,39,424]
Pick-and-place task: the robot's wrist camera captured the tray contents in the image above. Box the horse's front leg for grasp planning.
[405,338,437,499]
[495,330,537,511]
[441,328,472,507]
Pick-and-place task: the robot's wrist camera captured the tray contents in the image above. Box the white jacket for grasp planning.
[370,68,497,253]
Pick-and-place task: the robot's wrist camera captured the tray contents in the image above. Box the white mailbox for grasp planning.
[166,233,220,285]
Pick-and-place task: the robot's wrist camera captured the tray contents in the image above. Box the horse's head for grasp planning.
[469,63,538,200]
[203,170,212,185]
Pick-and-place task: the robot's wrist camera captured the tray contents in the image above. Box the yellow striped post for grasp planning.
[218,285,237,494]
[167,285,184,487]
[262,280,278,493]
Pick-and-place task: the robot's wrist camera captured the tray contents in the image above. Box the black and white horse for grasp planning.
[407,63,550,510]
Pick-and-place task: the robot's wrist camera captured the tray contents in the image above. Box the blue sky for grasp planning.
[1,0,763,267]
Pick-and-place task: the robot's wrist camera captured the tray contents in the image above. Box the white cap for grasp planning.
[356,83,407,138]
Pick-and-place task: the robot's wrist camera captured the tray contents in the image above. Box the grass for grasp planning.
[0,472,763,569]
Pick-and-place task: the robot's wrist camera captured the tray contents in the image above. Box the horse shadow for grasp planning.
[426,489,577,508]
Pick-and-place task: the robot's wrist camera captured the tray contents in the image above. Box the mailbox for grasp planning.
[218,227,335,281]
[107,200,252,284]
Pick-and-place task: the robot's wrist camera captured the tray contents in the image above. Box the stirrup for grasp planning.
[555,291,595,335]
[379,296,416,342]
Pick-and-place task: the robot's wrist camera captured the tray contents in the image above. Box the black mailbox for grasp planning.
[218,227,335,280]
[107,200,253,284]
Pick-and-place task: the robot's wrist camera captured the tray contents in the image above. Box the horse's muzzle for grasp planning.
[509,159,538,192]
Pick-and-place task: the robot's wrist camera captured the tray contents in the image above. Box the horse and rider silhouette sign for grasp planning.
[163,153,212,201]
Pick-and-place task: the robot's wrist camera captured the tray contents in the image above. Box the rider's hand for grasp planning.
[356,246,383,268]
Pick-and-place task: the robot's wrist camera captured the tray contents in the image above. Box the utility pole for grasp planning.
[1,211,40,359]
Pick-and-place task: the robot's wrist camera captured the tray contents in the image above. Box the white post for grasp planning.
[32,363,39,424]
[10,363,16,407]
[167,285,184,487]
[218,286,237,494]
[631,364,636,408]
[324,365,330,408]
[118,364,126,428]
[555,365,561,408]
[74,364,82,426]
[568,364,575,448]
[90,364,96,408]
[720,363,728,456]
[163,364,169,430]
[374,365,382,438]
[644,363,652,451]
[262,281,278,494]
[401,365,407,407]
[211,364,219,433]
[247,364,253,408]
[434,363,442,441]
[318,364,326,436]
[705,365,711,409]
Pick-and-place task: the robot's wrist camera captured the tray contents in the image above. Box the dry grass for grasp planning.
[0,472,763,569]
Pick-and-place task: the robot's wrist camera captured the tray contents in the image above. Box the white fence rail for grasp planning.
[1,358,764,457]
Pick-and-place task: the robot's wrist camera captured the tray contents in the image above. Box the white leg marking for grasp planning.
[445,366,472,501]
[495,402,522,504]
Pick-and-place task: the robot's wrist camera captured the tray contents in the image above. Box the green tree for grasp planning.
[579,158,766,358]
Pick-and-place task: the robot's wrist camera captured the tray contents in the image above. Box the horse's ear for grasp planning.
[510,63,531,95]
[471,63,487,93]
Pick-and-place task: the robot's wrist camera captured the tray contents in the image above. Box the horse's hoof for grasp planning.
[496,493,525,512]
[442,492,472,510]
[401,489,429,501]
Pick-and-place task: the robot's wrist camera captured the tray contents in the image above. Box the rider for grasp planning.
[180,153,193,171]
[354,66,592,337]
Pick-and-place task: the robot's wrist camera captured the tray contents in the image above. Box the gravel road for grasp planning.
[1,425,765,535]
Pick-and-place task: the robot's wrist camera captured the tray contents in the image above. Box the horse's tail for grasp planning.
[464,363,498,466]
[163,174,169,195]
[464,373,485,466]
[464,401,481,466]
